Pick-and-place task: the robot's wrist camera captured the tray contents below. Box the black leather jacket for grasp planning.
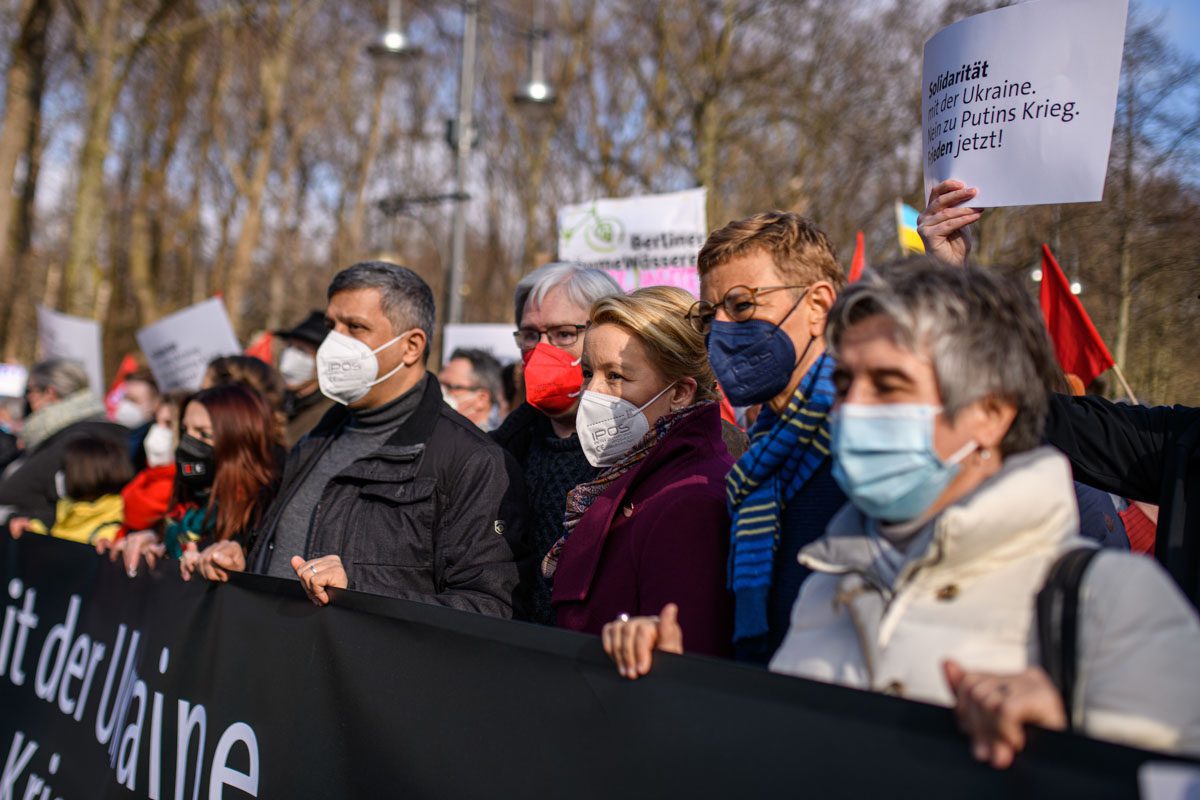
[248,376,531,619]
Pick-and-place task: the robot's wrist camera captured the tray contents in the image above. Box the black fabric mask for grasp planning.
[176,434,216,497]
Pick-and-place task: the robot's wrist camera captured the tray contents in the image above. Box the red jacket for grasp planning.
[551,403,734,657]
[121,464,176,535]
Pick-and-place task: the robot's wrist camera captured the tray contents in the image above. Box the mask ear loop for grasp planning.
[568,356,584,398]
[635,381,677,414]
[774,287,814,374]
[370,332,407,355]
[943,439,979,466]
[774,286,810,328]
[364,331,413,388]
[930,406,981,467]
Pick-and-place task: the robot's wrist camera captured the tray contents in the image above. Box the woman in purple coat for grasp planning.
[545,286,734,657]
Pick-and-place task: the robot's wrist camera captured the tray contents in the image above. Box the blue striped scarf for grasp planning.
[726,353,836,643]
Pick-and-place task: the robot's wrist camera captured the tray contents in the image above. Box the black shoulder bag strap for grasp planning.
[1035,547,1101,731]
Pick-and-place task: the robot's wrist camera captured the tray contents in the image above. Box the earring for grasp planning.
[980,449,993,461]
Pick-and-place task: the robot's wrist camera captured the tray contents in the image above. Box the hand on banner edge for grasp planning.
[192,539,246,583]
[943,659,1067,770]
[293,554,348,606]
[602,603,685,680]
[918,180,982,268]
[7,516,32,539]
[179,544,201,581]
[113,530,165,578]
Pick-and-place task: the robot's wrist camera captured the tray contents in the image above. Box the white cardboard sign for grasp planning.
[442,324,522,366]
[557,188,707,296]
[136,298,241,393]
[922,0,1128,207]
[0,364,27,398]
[36,306,104,396]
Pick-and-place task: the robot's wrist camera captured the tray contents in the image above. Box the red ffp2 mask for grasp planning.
[522,342,583,416]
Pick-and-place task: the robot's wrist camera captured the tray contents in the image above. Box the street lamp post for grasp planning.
[367,0,421,60]
[372,0,556,327]
[445,0,479,327]
[513,1,555,106]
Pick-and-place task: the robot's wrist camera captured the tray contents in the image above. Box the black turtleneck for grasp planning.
[266,376,427,579]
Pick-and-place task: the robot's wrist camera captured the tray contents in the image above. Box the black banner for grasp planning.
[0,535,1185,798]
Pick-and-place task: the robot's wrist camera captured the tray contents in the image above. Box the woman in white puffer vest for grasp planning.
[603,260,1200,768]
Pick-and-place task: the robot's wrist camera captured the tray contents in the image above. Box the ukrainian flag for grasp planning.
[895,201,926,254]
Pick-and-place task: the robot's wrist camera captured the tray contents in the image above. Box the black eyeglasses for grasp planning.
[685,285,807,334]
[512,324,588,351]
[440,382,482,393]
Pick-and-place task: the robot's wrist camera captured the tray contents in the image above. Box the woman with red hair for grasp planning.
[112,384,284,577]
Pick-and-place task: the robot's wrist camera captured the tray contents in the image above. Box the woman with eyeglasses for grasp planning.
[491,262,623,625]
[547,286,734,656]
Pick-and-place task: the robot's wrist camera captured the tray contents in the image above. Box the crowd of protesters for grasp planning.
[2,180,1198,767]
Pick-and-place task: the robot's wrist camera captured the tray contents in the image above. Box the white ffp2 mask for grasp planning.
[278,345,317,386]
[316,330,405,405]
[143,423,176,468]
[113,398,151,429]
[576,383,675,469]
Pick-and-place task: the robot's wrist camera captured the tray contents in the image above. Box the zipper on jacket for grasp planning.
[256,420,343,571]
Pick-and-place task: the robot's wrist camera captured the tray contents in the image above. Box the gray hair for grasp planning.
[328,261,436,345]
[28,358,90,399]
[449,348,503,404]
[825,258,1060,455]
[512,262,622,325]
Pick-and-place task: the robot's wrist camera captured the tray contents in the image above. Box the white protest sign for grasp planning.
[36,306,104,395]
[136,298,241,392]
[0,364,27,397]
[557,188,707,296]
[922,0,1128,207]
[442,324,522,366]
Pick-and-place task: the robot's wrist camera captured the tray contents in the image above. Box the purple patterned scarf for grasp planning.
[541,401,713,579]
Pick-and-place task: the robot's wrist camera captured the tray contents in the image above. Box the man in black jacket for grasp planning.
[195,262,530,619]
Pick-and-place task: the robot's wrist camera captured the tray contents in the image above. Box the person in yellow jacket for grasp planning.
[14,437,133,545]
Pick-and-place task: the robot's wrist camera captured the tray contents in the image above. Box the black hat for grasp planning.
[276,311,329,348]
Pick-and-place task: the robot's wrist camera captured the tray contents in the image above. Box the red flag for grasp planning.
[244,331,274,364]
[1119,501,1157,555]
[718,390,739,430]
[848,231,866,283]
[104,353,140,416]
[1039,244,1113,386]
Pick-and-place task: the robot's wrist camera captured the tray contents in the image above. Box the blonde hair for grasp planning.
[589,286,719,403]
[697,210,845,290]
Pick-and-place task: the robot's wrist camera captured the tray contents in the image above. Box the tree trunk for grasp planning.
[223,5,304,336]
[2,109,45,363]
[0,0,50,354]
[267,130,310,330]
[695,1,736,227]
[129,39,201,325]
[62,0,123,314]
[178,48,226,308]
[1113,69,1136,378]
[337,78,387,267]
[0,0,51,315]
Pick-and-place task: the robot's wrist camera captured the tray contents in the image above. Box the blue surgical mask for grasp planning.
[831,403,977,523]
[706,290,809,406]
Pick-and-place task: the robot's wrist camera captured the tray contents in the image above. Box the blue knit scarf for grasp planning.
[726,352,836,643]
